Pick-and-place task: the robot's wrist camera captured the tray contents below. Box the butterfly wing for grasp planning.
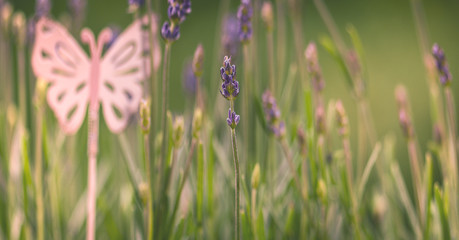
[99,16,152,133]
[32,17,90,134]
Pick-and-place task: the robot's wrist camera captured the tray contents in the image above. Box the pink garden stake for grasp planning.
[32,17,151,240]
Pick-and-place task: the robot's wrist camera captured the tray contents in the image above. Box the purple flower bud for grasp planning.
[69,0,86,17]
[167,0,191,23]
[227,108,240,129]
[221,14,240,60]
[335,101,350,137]
[168,5,181,22]
[220,56,239,100]
[35,0,51,18]
[128,0,145,7]
[183,61,197,96]
[161,0,191,42]
[161,21,180,42]
[104,25,121,51]
[432,43,452,86]
[27,18,36,46]
[305,42,325,93]
[395,85,414,139]
[262,90,286,138]
[237,0,252,43]
[192,44,204,77]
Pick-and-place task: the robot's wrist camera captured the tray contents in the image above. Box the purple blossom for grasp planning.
[262,90,286,138]
[237,0,252,43]
[128,0,145,7]
[27,18,36,46]
[168,0,191,23]
[104,25,121,51]
[68,0,87,27]
[161,0,191,42]
[219,56,240,100]
[305,42,325,93]
[69,0,86,16]
[35,0,51,18]
[221,14,240,61]
[183,61,197,96]
[227,108,240,129]
[161,22,180,42]
[432,43,452,86]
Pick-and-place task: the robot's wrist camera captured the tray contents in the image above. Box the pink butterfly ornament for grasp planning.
[31,16,157,240]
[32,16,153,134]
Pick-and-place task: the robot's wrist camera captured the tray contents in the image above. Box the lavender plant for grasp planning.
[219,56,241,240]
[237,0,252,167]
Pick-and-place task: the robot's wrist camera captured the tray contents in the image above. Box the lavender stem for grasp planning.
[230,127,240,240]
[142,132,153,240]
[159,43,171,189]
[34,82,45,240]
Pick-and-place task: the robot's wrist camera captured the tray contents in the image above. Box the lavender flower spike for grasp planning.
[221,14,240,60]
[227,108,240,129]
[262,90,286,138]
[432,43,452,86]
[237,0,253,43]
[69,0,87,18]
[305,42,325,93]
[220,56,240,100]
[35,0,51,18]
[161,0,191,42]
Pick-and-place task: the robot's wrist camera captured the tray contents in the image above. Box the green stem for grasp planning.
[143,133,153,240]
[34,94,45,240]
[242,44,250,166]
[444,87,458,236]
[230,128,240,240]
[343,137,352,183]
[197,140,204,235]
[275,0,286,91]
[266,29,276,97]
[159,43,171,193]
[407,139,423,220]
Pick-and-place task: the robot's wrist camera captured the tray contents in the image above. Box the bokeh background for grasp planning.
[10,0,459,174]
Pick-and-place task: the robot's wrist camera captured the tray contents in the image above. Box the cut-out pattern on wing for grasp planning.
[32,18,90,134]
[99,16,151,133]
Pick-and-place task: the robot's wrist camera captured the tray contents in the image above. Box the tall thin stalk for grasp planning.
[267,32,275,94]
[159,43,171,190]
[444,86,458,235]
[34,80,46,240]
[242,45,250,164]
[230,97,241,240]
[143,133,153,240]
[275,0,286,91]
[407,139,423,217]
[140,99,154,240]
[409,0,446,138]
[444,87,457,163]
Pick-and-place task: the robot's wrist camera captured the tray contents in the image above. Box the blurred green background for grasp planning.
[10,0,459,160]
